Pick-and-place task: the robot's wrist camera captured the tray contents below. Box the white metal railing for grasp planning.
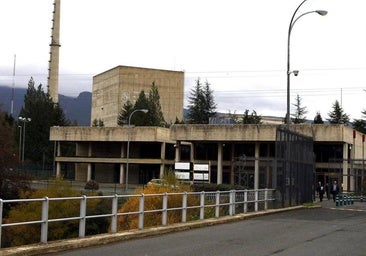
[0,189,275,248]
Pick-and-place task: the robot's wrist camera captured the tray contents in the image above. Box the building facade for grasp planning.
[91,66,184,127]
[50,124,366,194]
[49,65,366,198]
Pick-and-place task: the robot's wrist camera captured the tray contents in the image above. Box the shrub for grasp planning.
[85,180,99,191]
[2,177,107,248]
[116,185,199,231]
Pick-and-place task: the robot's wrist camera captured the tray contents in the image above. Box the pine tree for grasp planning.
[18,77,70,166]
[291,94,308,124]
[187,78,216,124]
[353,109,366,133]
[147,82,165,126]
[117,100,134,126]
[327,100,350,124]
[202,80,217,122]
[313,111,324,124]
[117,82,166,127]
[242,109,262,124]
[132,90,149,126]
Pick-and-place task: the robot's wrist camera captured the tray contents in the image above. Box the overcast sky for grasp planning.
[0,0,366,120]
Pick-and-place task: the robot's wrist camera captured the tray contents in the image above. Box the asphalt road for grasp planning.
[51,201,366,256]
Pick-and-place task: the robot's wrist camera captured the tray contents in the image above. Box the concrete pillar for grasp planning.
[87,163,92,181]
[87,142,92,182]
[119,164,125,184]
[230,143,235,185]
[56,162,61,177]
[217,142,223,184]
[174,141,181,162]
[120,142,126,184]
[266,144,271,188]
[254,142,259,190]
[342,143,349,191]
[56,141,61,177]
[190,143,194,163]
[160,142,166,178]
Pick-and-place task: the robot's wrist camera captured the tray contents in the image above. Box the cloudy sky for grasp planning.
[0,0,366,120]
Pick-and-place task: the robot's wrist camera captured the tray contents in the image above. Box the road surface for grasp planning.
[52,200,366,256]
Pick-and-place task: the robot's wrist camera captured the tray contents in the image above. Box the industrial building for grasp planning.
[50,67,366,196]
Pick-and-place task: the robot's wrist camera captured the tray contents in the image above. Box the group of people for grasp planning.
[316,180,340,202]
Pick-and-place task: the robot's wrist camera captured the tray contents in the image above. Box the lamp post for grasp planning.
[18,116,31,162]
[125,109,149,192]
[286,0,327,127]
[18,125,22,161]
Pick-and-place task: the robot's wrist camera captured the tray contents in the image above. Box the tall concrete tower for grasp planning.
[47,0,61,103]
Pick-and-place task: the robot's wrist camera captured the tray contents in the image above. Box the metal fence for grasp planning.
[0,189,275,248]
[276,127,314,207]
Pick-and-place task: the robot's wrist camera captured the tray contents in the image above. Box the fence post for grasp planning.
[229,190,235,216]
[162,193,168,226]
[138,194,144,230]
[200,191,205,220]
[255,190,258,212]
[264,189,268,210]
[182,192,187,223]
[79,195,87,238]
[244,190,248,213]
[215,191,220,218]
[0,199,2,248]
[41,197,49,243]
[111,194,118,233]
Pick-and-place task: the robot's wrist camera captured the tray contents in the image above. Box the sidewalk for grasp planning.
[317,197,366,211]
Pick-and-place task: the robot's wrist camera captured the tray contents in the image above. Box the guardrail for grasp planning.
[0,189,275,248]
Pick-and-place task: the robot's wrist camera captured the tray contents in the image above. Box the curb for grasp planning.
[0,206,304,256]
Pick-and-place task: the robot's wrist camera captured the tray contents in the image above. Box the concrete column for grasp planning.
[87,142,92,182]
[121,142,126,157]
[190,143,194,163]
[266,144,271,188]
[56,141,61,177]
[254,142,260,190]
[230,143,235,185]
[217,142,223,184]
[160,142,166,178]
[174,141,181,162]
[119,164,125,184]
[87,163,92,181]
[57,141,61,156]
[56,162,61,177]
[342,143,349,191]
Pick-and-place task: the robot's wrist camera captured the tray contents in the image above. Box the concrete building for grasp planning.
[50,123,366,193]
[49,65,366,197]
[91,66,184,127]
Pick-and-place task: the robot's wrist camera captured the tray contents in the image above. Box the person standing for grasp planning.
[325,183,330,200]
[330,180,340,202]
[317,181,325,202]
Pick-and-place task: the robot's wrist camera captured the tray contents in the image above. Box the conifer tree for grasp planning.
[242,109,262,124]
[117,100,134,126]
[313,111,324,124]
[18,77,70,165]
[327,100,350,124]
[132,90,149,126]
[353,109,366,133]
[147,82,165,126]
[291,94,308,124]
[187,78,216,124]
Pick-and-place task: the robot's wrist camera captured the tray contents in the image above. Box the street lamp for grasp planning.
[18,116,31,162]
[18,125,22,161]
[125,109,149,191]
[286,0,327,127]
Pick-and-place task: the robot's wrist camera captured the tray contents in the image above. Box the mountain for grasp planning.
[0,86,92,126]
